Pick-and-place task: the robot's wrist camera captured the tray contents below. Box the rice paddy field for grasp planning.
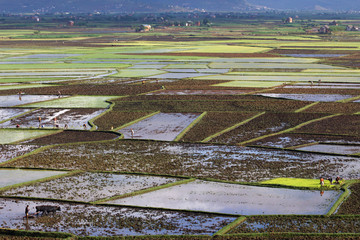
[0,16,359,239]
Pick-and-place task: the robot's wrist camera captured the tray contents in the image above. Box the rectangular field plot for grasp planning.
[0,129,58,144]
[208,58,317,63]
[251,133,360,148]
[180,112,258,142]
[0,95,62,107]
[284,83,360,89]
[146,72,213,79]
[0,169,66,188]
[110,69,166,78]
[22,96,119,108]
[212,81,285,88]
[197,75,360,83]
[0,108,105,130]
[108,180,341,215]
[1,172,180,202]
[208,62,343,69]
[211,112,327,144]
[119,112,201,141]
[113,100,310,112]
[256,93,355,102]
[229,216,360,234]
[146,90,251,95]
[0,108,31,122]
[297,144,360,155]
[0,198,236,236]
[12,141,360,183]
[294,114,360,136]
[0,144,38,163]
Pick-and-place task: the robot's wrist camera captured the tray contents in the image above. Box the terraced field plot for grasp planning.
[119,112,201,141]
[0,95,61,107]
[297,144,360,155]
[1,172,181,202]
[7,141,360,181]
[229,216,360,234]
[0,129,58,144]
[0,108,30,121]
[0,198,235,236]
[0,169,66,188]
[251,133,360,148]
[22,96,118,108]
[0,108,105,129]
[0,144,38,163]
[109,180,341,215]
[256,93,355,102]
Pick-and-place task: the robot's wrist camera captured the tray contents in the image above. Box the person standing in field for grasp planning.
[131,128,134,138]
[25,205,29,218]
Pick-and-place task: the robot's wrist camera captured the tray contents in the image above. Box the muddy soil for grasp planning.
[24,130,119,145]
[4,141,360,182]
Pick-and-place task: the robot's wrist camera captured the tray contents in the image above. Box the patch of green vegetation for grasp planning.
[211,81,285,88]
[0,129,59,144]
[112,69,166,77]
[22,96,122,108]
[260,177,340,190]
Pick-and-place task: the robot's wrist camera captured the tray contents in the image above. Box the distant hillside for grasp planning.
[247,0,359,11]
[0,0,357,13]
[0,0,254,13]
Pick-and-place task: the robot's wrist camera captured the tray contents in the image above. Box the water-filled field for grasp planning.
[119,113,201,141]
[0,169,66,188]
[1,172,181,202]
[109,180,341,215]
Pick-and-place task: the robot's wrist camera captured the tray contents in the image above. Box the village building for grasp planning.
[285,17,293,23]
[138,24,152,32]
[329,20,338,26]
[346,25,359,31]
[318,25,330,34]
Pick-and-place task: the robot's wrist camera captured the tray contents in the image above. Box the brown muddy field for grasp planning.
[4,141,359,182]
[303,102,360,114]
[24,130,120,145]
[251,133,360,148]
[0,84,162,96]
[336,182,360,214]
[294,114,360,136]
[210,112,328,144]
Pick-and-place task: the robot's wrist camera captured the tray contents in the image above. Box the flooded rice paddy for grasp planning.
[1,172,180,202]
[256,93,354,102]
[146,72,213,79]
[297,144,360,155]
[12,141,360,182]
[0,108,105,130]
[119,113,201,141]
[0,169,66,188]
[108,180,341,215]
[0,108,31,121]
[0,95,62,107]
[0,198,235,236]
[146,90,249,95]
[22,96,117,108]
[0,129,57,144]
[0,144,38,163]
